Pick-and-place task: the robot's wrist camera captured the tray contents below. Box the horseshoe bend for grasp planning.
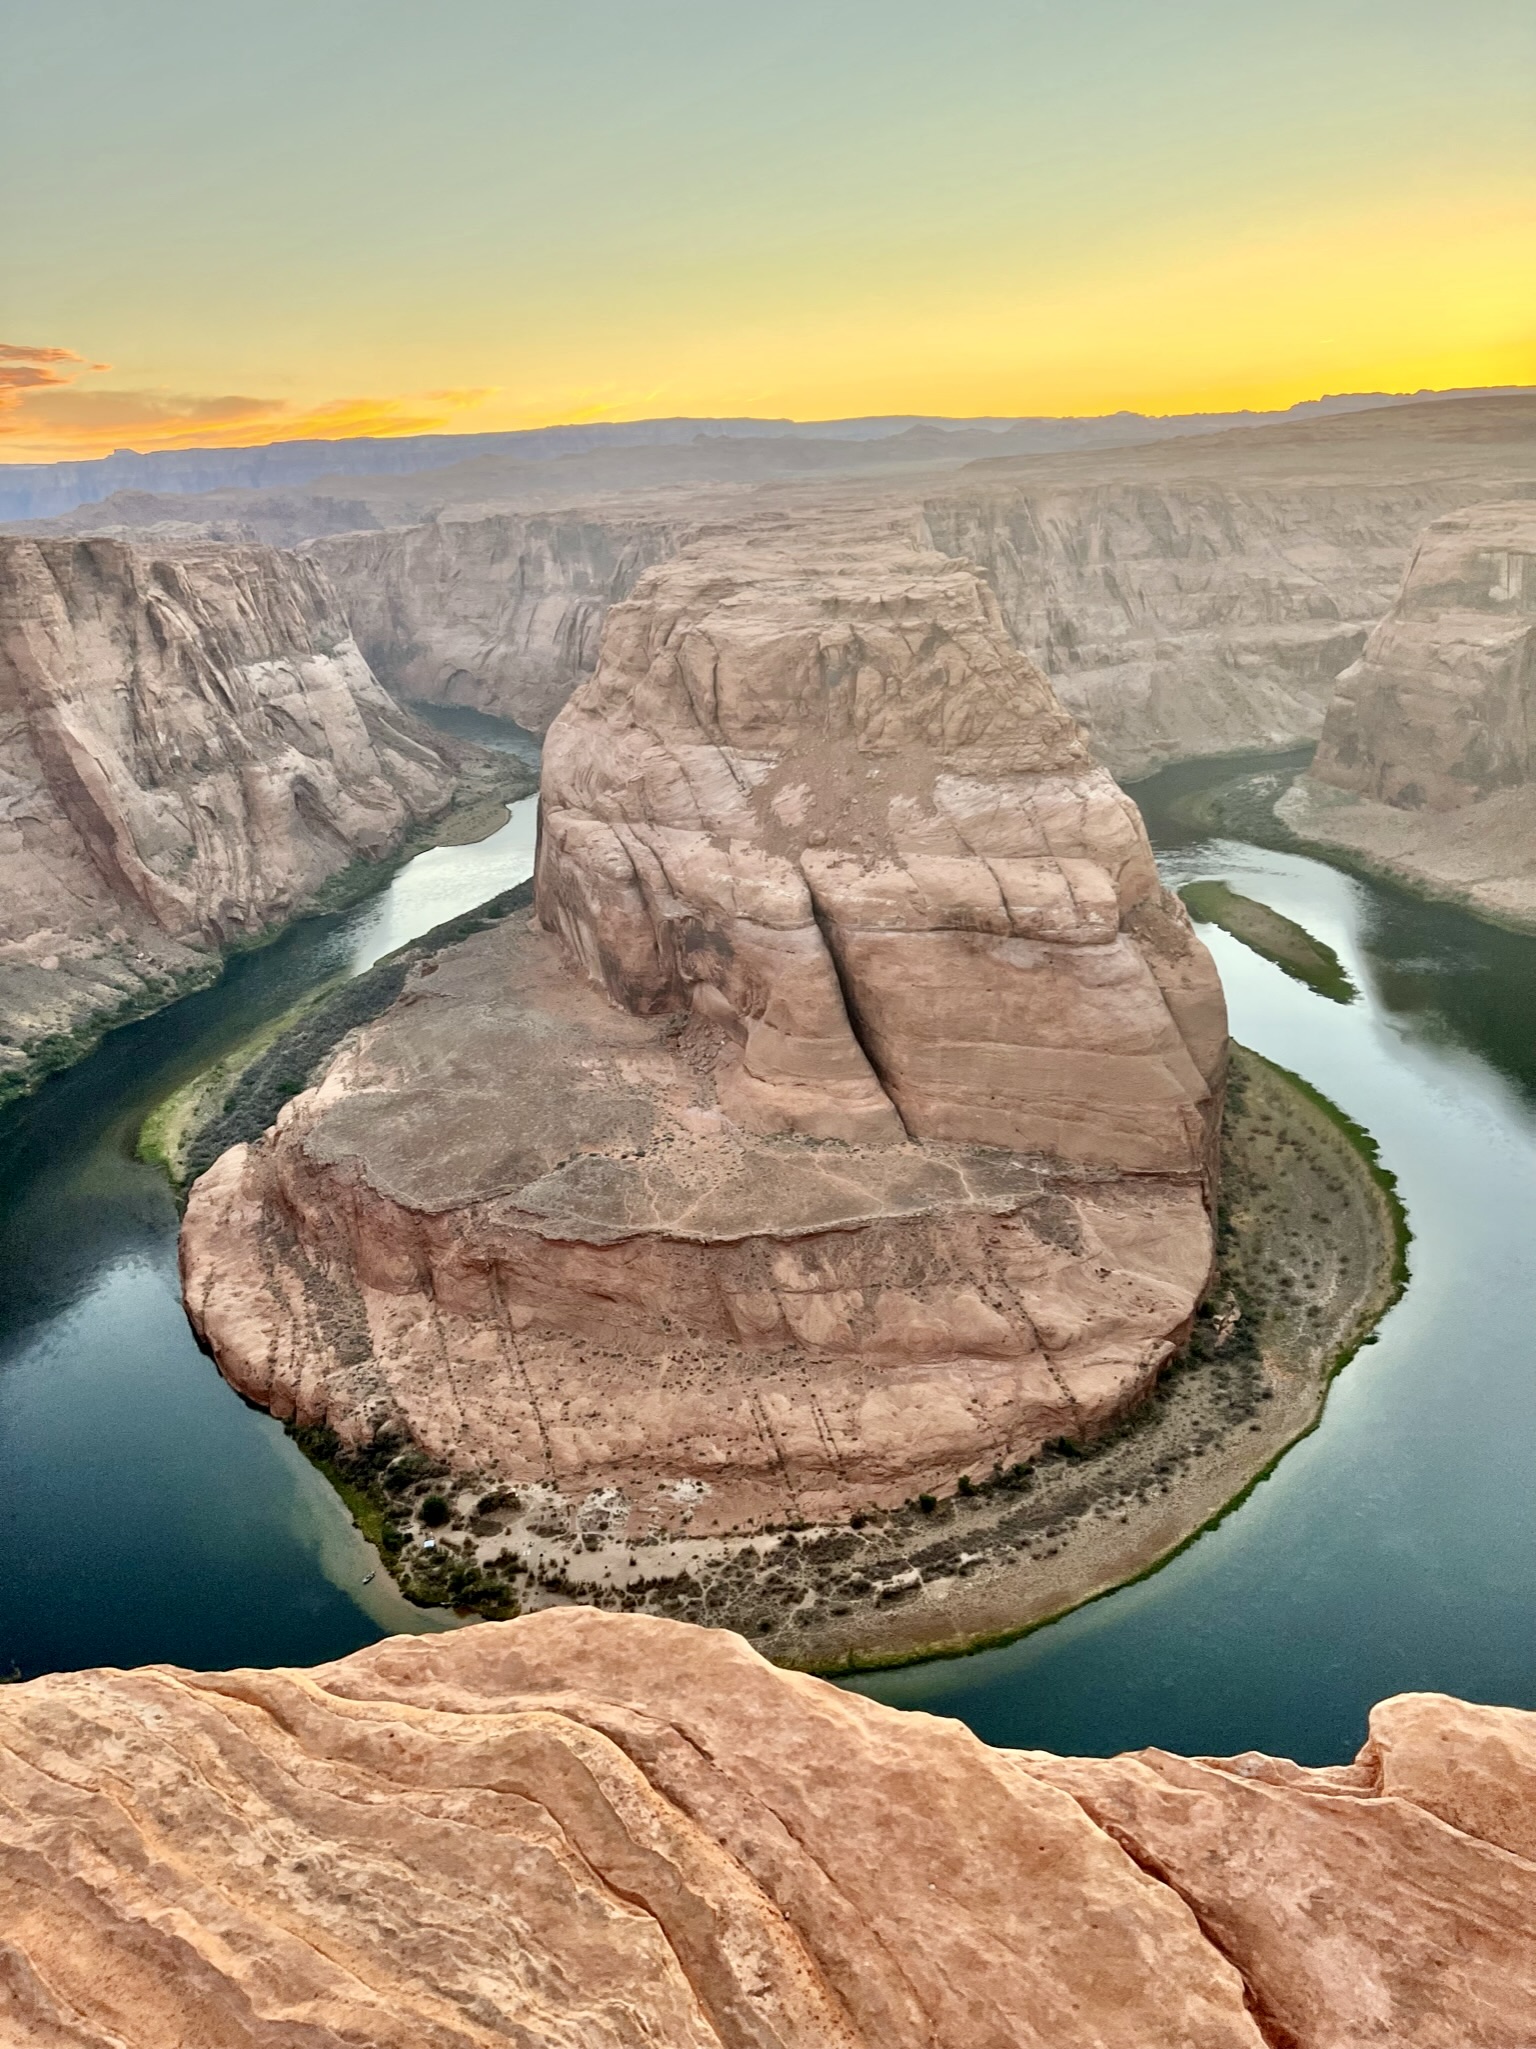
[179,512,1391,1656]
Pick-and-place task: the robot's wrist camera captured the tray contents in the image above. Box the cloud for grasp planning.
[0,346,497,460]
[0,342,112,412]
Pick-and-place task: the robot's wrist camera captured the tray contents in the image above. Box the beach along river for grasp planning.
[2,748,1533,1766]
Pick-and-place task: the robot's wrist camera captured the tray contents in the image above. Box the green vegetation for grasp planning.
[1181,879,1357,1004]
[1243,1047,1412,1294]
[290,1425,518,1621]
[0,959,221,1115]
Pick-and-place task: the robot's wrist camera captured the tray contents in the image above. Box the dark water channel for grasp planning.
[851,753,1536,1760]
[2,747,1533,1769]
[0,796,537,1679]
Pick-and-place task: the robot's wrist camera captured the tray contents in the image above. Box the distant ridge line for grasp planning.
[2,387,1530,523]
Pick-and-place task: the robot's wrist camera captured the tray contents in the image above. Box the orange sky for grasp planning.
[3,1,1532,462]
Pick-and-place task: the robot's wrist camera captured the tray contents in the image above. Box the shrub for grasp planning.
[420,1494,451,1528]
[917,1493,937,1514]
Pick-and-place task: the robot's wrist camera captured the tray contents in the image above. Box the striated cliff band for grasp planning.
[1279,501,1536,927]
[0,536,508,1104]
[182,512,1228,1568]
[921,394,1536,779]
[307,512,690,734]
[21,397,1535,783]
[2,1610,1533,2048]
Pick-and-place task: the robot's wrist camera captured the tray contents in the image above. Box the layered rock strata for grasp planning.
[183,515,1225,1536]
[0,537,463,1099]
[1,1610,1532,2048]
[922,394,1536,777]
[1280,502,1536,925]
[308,512,688,732]
[924,481,1445,778]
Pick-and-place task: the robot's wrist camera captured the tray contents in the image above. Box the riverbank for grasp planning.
[2,747,534,1128]
[295,1043,1405,1662]
[1276,776,1536,936]
[1147,746,1536,940]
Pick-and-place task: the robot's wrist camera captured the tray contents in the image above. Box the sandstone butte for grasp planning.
[1,1609,1533,2047]
[1280,501,1536,928]
[181,511,1228,1536]
[0,534,463,1099]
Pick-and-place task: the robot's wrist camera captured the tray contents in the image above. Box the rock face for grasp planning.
[182,515,1224,1537]
[1,1611,1532,2049]
[1280,503,1536,925]
[0,536,460,1099]
[308,513,687,733]
[924,481,1446,778]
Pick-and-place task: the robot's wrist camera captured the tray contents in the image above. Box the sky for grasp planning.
[1,0,1532,461]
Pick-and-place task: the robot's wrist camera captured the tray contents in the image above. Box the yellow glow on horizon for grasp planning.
[2,195,1531,462]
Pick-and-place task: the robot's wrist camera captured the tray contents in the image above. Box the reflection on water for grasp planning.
[848,755,1536,1762]
[0,799,538,1680]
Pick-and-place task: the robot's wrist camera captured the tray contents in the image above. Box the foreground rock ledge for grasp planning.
[1,1612,1532,2049]
[183,512,1225,1534]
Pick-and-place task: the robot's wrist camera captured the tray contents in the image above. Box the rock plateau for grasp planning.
[0,536,467,1100]
[182,512,1226,1541]
[1280,501,1536,926]
[1,1610,1532,2048]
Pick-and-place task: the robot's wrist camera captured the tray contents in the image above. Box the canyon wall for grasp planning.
[307,512,689,732]
[0,536,460,1100]
[182,512,1224,1540]
[1,1610,1532,2048]
[1279,502,1536,926]
[923,481,1459,778]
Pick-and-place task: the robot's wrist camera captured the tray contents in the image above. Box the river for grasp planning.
[850,753,1536,1760]
[2,752,1532,1764]
[0,795,538,1680]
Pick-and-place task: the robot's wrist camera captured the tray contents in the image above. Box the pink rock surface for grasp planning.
[537,510,1226,1174]
[2,1615,1531,2047]
[1022,1689,1536,2047]
[183,514,1223,1535]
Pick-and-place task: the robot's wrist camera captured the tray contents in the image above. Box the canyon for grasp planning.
[1279,499,1536,927]
[307,512,688,733]
[181,510,1227,1556]
[0,535,515,1105]
[14,396,1534,782]
[1,1609,1532,2049]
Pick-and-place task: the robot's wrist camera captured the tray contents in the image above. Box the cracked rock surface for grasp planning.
[1,1611,1532,2048]
[183,511,1223,1534]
